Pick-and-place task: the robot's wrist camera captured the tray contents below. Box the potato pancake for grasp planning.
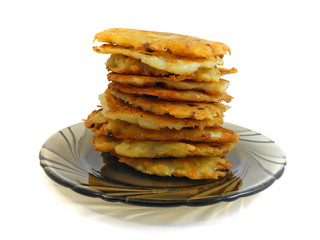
[93,45,223,75]
[93,28,231,59]
[108,73,230,93]
[106,54,222,82]
[109,82,232,103]
[93,135,233,158]
[100,91,223,130]
[85,113,239,143]
[110,88,229,120]
[118,155,232,180]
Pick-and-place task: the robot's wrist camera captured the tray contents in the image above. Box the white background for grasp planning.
[1,0,319,239]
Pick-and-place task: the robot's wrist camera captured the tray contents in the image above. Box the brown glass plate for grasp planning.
[39,123,286,206]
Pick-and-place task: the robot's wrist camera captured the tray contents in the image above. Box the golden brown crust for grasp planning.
[93,45,223,75]
[85,28,238,180]
[94,28,231,59]
[92,135,233,158]
[219,67,238,76]
[109,82,232,103]
[85,112,239,143]
[106,54,223,82]
[118,155,232,180]
[110,87,229,120]
[100,91,223,130]
[107,73,230,93]
[92,135,119,153]
[84,110,105,130]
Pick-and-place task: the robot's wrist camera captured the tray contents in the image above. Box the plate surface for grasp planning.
[39,122,286,207]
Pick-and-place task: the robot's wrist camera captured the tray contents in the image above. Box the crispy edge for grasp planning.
[118,155,232,180]
[107,73,230,93]
[92,135,233,158]
[109,82,233,103]
[93,45,224,76]
[93,28,231,59]
[110,87,229,120]
[101,90,223,130]
[106,54,224,82]
[85,111,239,143]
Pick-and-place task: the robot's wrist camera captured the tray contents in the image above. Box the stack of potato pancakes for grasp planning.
[85,28,239,180]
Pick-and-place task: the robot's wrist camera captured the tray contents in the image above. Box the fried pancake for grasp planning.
[93,28,231,59]
[93,135,233,158]
[109,82,232,103]
[106,54,223,82]
[100,91,223,130]
[110,88,229,120]
[118,155,232,180]
[93,45,223,75]
[85,113,239,143]
[108,73,230,94]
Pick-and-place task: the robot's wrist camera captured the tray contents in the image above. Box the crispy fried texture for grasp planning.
[93,28,231,59]
[218,67,238,76]
[110,88,229,120]
[92,135,120,152]
[87,28,238,180]
[108,73,230,93]
[93,135,233,158]
[106,54,222,82]
[93,45,223,75]
[107,54,170,77]
[109,82,232,103]
[84,109,106,124]
[85,113,239,143]
[118,155,232,180]
[100,91,223,130]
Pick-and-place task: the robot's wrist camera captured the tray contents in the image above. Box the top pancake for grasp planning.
[94,28,231,60]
